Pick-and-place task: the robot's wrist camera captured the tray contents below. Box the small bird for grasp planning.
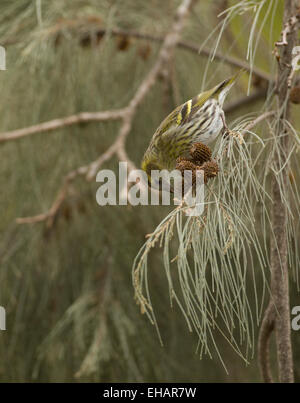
[142,70,243,184]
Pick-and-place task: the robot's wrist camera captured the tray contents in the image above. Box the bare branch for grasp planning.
[16,0,196,225]
[258,301,276,383]
[0,88,263,145]
[98,28,271,82]
[0,110,125,143]
[258,0,299,384]
[275,13,300,47]
[4,15,271,83]
[244,111,275,132]
[224,88,267,114]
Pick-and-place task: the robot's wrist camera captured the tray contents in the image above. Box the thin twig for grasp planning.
[244,111,275,132]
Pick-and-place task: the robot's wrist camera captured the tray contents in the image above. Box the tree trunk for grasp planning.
[259,0,299,383]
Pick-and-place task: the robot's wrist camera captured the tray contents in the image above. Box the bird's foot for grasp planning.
[227,129,245,145]
[221,114,244,144]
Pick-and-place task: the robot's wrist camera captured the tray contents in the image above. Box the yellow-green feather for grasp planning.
[141,70,244,179]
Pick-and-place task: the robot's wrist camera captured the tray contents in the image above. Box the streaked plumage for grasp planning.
[142,71,242,182]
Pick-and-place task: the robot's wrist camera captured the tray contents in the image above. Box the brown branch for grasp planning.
[243,111,275,132]
[258,0,299,384]
[224,88,267,114]
[0,76,268,146]
[16,166,85,225]
[0,14,272,144]
[0,86,265,144]
[68,20,273,83]
[275,13,300,46]
[96,28,271,82]
[270,0,298,383]
[258,301,276,383]
[3,20,271,83]
[16,0,196,226]
[62,20,271,83]
[274,8,300,88]
[0,109,125,143]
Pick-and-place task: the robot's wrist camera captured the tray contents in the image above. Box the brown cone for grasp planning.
[176,156,188,164]
[117,35,131,51]
[175,159,197,173]
[189,143,212,165]
[175,159,200,193]
[175,157,219,192]
[201,160,219,183]
[290,86,300,104]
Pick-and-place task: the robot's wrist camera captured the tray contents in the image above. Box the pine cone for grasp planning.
[116,35,131,51]
[290,86,300,104]
[175,159,197,173]
[176,159,206,193]
[201,160,219,183]
[189,143,212,165]
[175,159,194,193]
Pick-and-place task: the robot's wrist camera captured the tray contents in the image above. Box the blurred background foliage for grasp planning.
[0,0,299,382]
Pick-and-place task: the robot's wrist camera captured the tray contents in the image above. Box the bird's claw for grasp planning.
[227,129,244,145]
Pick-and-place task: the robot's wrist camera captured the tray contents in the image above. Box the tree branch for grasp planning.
[16,0,196,226]
[244,111,275,132]
[224,88,267,114]
[0,86,267,145]
[88,28,271,82]
[0,110,125,143]
[258,0,299,384]
[258,300,276,383]
[3,17,271,83]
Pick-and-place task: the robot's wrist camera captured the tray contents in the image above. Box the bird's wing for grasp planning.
[154,70,243,138]
[154,81,226,139]
[154,105,182,137]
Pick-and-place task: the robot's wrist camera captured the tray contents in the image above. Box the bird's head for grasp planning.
[217,68,246,105]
